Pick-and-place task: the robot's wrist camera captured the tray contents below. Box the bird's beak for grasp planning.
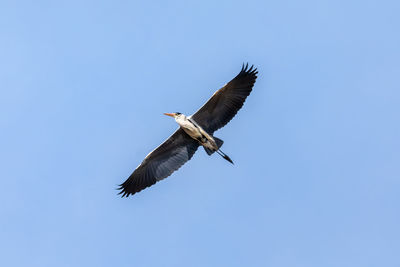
[164,113,176,117]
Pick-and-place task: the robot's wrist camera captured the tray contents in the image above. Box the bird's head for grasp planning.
[163,112,182,119]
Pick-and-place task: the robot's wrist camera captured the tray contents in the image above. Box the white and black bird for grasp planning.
[118,64,258,197]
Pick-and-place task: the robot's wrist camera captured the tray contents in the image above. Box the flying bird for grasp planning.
[118,64,258,197]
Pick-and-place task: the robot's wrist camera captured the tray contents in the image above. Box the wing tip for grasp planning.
[117,177,146,198]
[117,179,152,198]
[117,183,132,198]
[240,62,258,77]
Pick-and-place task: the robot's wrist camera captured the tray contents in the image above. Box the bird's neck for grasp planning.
[175,114,187,124]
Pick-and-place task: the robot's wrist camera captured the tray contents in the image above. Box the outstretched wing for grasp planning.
[118,128,199,197]
[191,64,258,133]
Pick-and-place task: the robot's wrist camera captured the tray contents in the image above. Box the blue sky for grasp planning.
[1,0,399,266]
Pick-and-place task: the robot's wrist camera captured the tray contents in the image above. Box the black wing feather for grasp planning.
[118,128,199,197]
[191,63,258,133]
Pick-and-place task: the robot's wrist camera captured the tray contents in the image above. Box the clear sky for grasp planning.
[1,0,399,266]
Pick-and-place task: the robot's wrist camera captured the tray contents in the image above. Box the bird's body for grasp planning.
[118,64,258,197]
[172,113,217,152]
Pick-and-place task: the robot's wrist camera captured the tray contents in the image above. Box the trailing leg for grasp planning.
[216,150,234,164]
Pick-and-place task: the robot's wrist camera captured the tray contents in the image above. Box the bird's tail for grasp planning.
[214,137,224,149]
[203,137,234,164]
[203,136,224,155]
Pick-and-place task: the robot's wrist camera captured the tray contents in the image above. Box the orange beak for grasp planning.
[163,113,176,117]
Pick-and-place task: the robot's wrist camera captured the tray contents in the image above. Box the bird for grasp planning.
[118,63,258,197]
